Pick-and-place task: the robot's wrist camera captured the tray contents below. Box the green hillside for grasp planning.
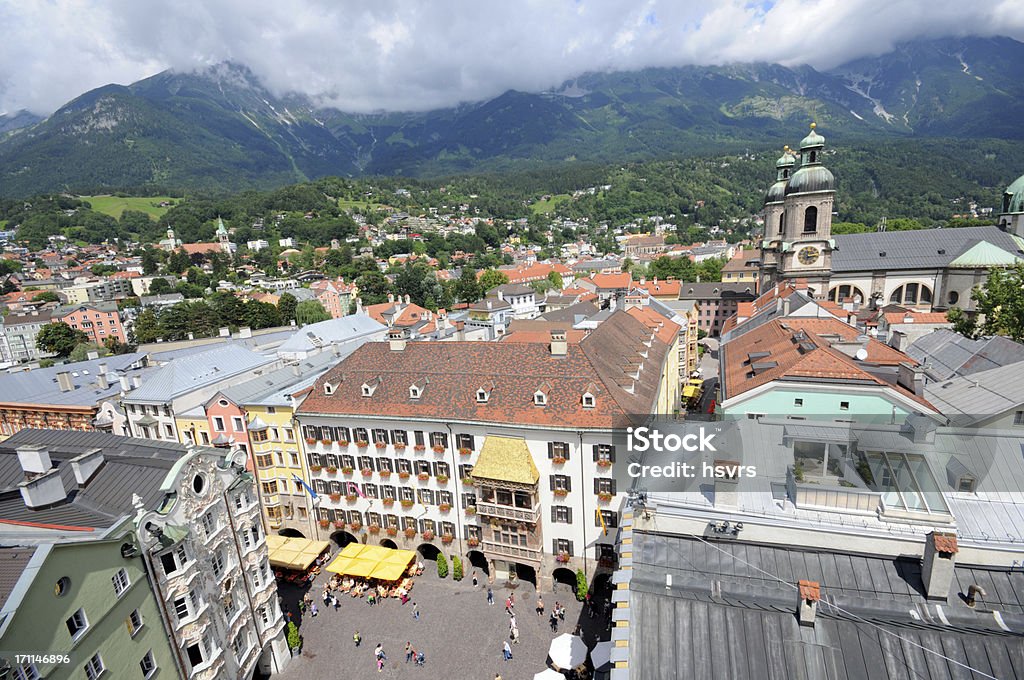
[78,195,177,219]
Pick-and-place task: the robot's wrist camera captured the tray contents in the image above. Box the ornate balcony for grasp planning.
[482,541,542,562]
[475,501,541,524]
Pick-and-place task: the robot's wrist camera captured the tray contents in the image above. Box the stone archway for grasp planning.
[330,530,358,548]
[552,567,576,591]
[467,550,489,576]
[379,538,398,549]
[417,543,441,561]
[278,528,306,538]
[512,562,537,587]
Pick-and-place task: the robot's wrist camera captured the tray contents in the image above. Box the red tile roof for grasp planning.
[882,312,950,325]
[633,279,681,298]
[932,532,959,554]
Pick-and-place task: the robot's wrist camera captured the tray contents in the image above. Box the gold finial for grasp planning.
[810,122,817,130]
[784,145,790,152]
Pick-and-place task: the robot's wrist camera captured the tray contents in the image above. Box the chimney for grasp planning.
[782,297,791,316]
[98,363,108,375]
[356,297,364,314]
[550,330,567,356]
[238,326,253,339]
[97,372,109,390]
[387,293,395,304]
[797,580,820,626]
[86,350,100,361]
[219,327,230,337]
[19,468,66,508]
[17,444,52,475]
[131,375,142,389]
[119,375,131,392]
[188,332,195,340]
[497,290,504,301]
[897,363,927,397]
[56,371,73,393]
[70,448,104,486]
[388,330,407,352]
[404,294,411,305]
[922,531,958,600]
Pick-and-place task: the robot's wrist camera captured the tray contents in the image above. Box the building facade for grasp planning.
[54,302,127,346]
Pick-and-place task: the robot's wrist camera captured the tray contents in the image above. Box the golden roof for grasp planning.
[471,436,540,485]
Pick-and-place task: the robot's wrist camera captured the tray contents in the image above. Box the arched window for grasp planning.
[809,151,817,163]
[889,283,933,305]
[778,213,785,237]
[782,169,790,179]
[828,285,865,304]
[803,206,818,233]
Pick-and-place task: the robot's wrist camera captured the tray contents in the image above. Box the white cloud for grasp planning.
[1,0,1022,115]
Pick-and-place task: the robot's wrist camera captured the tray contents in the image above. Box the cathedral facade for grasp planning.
[760,124,1024,313]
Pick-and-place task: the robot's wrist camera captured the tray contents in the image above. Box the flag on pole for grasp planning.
[597,509,608,536]
[294,475,319,504]
[346,481,365,498]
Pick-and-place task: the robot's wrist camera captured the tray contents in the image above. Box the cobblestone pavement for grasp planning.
[276,566,608,680]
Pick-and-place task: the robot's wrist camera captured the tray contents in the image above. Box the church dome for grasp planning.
[785,165,835,195]
[765,180,788,204]
[799,122,825,151]
[776,146,796,169]
[1004,173,1024,214]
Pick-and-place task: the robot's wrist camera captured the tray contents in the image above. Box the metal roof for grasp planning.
[0,353,152,408]
[906,329,1024,381]
[218,351,339,407]
[123,344,275,403]
[275,316,386,356]
[925,361,1024,426]
[832,226,1024,273]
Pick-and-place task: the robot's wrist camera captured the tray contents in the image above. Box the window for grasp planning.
[430,432,449,450]
[186,641,205,668]
[803,206,817,233]
[267,406,276,414]
[462,492,477,508]
[957,476,976,493]
[112,568,130,597]
[399,486,415,502]
[396,458,412,474]
[596,509,618,528]
[582,393,595,408]
[173,591,199,621]
[493,523,527,546]
[553,539,574,556]
[354,427,368,443]
[551,505,572,523]
[84,653,105,680]
[534,391,547,406]
[66,608,88,639]
[13,664,39,680]
[889,283,933,305]
[433,461,450,478]
[476,389,489,403]
[252,429,268,443]
[415,459,431,475]
[377,457,394,473]
[418,488,435,505]
[548,442,570,460]
[794,398,803,407]
[213,417,225,431]
[455,433,475,452]
[839,401,850,411]
[414,431,425,447]
[595,478,616,495]
[550,475,571,492]
[261,480,279,495]
[211,552,225,578]
[372,428,389,445]
[160,544,188,575]
[593,444,615,464]
[139,651,156,678]
[1015,411,1024,426]
[232,417,244,431]
[828,284,865,304]
[392,430,408,446]
[126,608,144,636]
[201,512,217,537]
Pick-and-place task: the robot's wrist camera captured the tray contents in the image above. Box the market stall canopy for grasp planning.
[533,669,565,680]
[548,633,587,671]
[266,535,330,571]
[590,640,614,669]
[326,544,416,581]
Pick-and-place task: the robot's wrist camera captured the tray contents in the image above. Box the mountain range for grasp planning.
[1,36,1023,197]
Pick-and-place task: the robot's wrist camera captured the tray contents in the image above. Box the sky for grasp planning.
[2,0,1023,116]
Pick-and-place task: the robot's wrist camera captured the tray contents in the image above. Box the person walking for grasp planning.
[405,642,414,663]
[509,613,517,630]
[415,651,425,666]
[412,601,420,621]
[502,640,513,661]
[505,596,513,614]
[511,625,520,645]
[310,603,318,617]
[472,571,478,587]
[536,597,545,617]
[353,630,362,647]
[550,612,558,632]
[495,674,503,680]
[487,587,494,606]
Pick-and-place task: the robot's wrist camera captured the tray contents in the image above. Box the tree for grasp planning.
[451,555,463,581]
[295,300,331,326]
[355,271,393,305]
[141,248,160,275]
[946,307,978,339]
[278,292,298,322]
[964,263,1024,342]
[478,269,510,292]
[148,278,173,295]
[103,336,136,355]
[575,569,588,602]
[36,322,88,357]
[547,270,564,290]
[32,290,60,303]
[453,267,483,303]
[437,553,449,579]
[69,342,108,362]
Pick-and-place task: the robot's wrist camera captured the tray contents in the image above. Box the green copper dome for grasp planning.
[1004,173,1024,214]
[765,180,788,204]
[799,122,825,151]
[776,147,796,169]
[786,165,835,195]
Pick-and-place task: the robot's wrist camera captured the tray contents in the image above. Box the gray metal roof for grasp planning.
[219,351,339,407]
[0,430,188,531]
[629,531,1024,680]
[906,329,1024,382]
[537,301,599,324]
[123,344,275,403]
[832,226,1024,273]
[275,316,386,356]
[678,282,757,299]
[0,353,152,407]
[925,361,1024,426]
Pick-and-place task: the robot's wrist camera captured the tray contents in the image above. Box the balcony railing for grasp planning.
[476,501,540,523]
[482,541,542,562]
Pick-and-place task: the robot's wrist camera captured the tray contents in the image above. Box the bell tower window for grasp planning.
[779,213,785,237]
[803,206,817,233]
[808,151,817,163]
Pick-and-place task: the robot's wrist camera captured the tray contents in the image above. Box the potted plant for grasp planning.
[386,526,398,537]
[597,491,613,502]
[596,459,612,469]
[320,438,332,446]
[466,537,480,547]
[360,467,373,477]
[379,469,392,479]
[350,521,362,532]
[465,505,476,516]
[305,437,316,445]
[355,440,369,448]
[394,442,407,451]
[438,502,452,512]
[287,621,302,656]
[400,499,414,509]
[553,487,569,497]
[318,519,329,528]
[375,441,387,449]
[345,493,358,502]
[458,447,472,456]
[310,464,322,473]
[333,520,345,529]
[341,466,354,475]
[337,439,349,447]
[404,527,417,539]
[461,476,475,487]
[368,523,381,535]
[432,444,446,454]
[382,497,395,507]
[326,465,338,475]
[421,529,435,541]
[329,492,341,503]
[441,533,454,544]
[552,455,567,465]
[555,551,571,564]
[417,471,430,481]
[435,474,449,484]
[398,470,411,480]
[413,444,426,452]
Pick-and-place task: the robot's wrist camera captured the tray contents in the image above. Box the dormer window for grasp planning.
[361,382,378,398]
[409,385,421,399]
[534,391,547,406]
[476,389,489,403]
[582,393,595,408]
[324,382,336,396]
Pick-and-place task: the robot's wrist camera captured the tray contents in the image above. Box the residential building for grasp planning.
[575,272,632,308]
[310,279,358,318]
[875,310,952,350]
[622,234,667,259]
[363,295,460,341]
[632,278,681,300]
[275,316,387,361]
[1,309,53,363]
[465,296,513,339]
[486,283,540,320]
[677,282,757,337]
[53,302,127,346]
[720,248,761,286]
[295,309,680,590]
[126,344,278,442]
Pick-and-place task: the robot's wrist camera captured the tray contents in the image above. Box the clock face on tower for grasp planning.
[797,246,820,265]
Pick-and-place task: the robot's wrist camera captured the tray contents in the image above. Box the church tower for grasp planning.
[999,173,1024,237]
[776,123,835,297]
[759,146,796,290]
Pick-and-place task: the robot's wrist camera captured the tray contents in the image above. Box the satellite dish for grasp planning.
[855,348,869,361]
